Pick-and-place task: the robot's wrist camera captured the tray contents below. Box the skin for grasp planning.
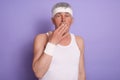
[32,12,86,80]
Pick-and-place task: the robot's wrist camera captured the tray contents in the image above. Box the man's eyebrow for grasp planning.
[56,13,61,15]
[65,12,71,15]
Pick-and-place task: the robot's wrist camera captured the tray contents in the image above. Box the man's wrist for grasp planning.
[44,42,56,56]
[48,40,57,45]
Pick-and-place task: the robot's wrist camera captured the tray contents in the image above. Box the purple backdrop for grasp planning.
[0,0,120,80]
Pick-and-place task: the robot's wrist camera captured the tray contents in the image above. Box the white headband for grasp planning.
[52,7,73,17]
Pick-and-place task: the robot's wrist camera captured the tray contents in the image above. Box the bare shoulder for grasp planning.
[75,35,84,53]
[34,33,48,49]
[34,33,47,43]
[34,31,52,43]
[75,35,84,45]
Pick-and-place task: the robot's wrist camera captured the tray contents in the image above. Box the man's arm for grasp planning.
[32,23,69,78]
[76,36,86,80]
[32,34,53,78]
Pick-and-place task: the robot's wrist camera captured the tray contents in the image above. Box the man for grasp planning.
[32,2,86,80]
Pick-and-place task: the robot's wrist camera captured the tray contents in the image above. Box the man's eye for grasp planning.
[56,15,61,17]
[65,14,70,17]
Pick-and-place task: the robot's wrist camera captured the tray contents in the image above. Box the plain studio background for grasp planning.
[0,0,120,80]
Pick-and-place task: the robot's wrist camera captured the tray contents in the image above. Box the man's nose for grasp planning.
[61,16,66,22]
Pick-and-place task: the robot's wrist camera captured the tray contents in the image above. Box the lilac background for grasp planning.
[0,0,120,80]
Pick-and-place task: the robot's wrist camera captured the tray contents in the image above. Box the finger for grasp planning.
[54,23,68,37]
[61,32,69,40]
[59,24,69,35]
[55,23,66,34]
[57,23,66,32]
[52,24,63,34]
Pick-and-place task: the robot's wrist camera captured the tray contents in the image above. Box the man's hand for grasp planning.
[49,22,69,45]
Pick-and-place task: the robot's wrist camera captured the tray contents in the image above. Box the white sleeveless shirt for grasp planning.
[39,33,80,80]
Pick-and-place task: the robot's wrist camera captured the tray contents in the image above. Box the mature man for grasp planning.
[32,2,86,80]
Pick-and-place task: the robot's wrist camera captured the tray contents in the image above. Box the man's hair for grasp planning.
[51,2,73,16]
[52,2,72,12]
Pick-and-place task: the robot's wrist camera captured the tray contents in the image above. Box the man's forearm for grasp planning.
[33,53,52,78]
[79,73,86,80]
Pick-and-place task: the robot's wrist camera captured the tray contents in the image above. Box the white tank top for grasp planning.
[39,33,80,80]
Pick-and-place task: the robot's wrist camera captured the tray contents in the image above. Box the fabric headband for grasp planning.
[52,7,73,17]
